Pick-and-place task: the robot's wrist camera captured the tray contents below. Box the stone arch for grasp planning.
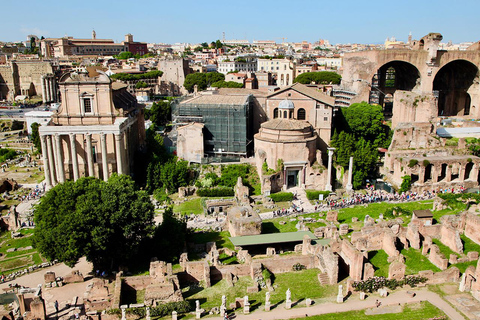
[297,108,306,120]
[273,108,278,119]
[465,162,474,180]
[370,60,421,119]
[433,59,479,116]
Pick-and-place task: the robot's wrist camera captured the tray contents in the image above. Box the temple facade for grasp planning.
[39,70,146,187]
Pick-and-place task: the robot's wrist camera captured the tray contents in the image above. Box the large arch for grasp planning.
[433,59,479,116]
[370,60,421,119]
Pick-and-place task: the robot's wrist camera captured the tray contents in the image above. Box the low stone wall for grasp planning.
[123,275,151,291]
[419,267,460,284]
[428,244,448,270]
[465,213,480,245]
[440,225,463,254]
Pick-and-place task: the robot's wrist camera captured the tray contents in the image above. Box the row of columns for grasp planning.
[40,132,127,188]
[415,162,479,184]
[41,75,57,103]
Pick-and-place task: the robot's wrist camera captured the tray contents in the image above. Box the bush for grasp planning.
[110,70,163,81]
[352,276,427,293]
[153,189,171,204]
[292,263,306,271]
[269,192,293,202]
[262,268,272,281]
[422,159,430,166]
[306,190,331,200]
[400,175,412,194]
[196,187,234,197]
[408,159,418,167]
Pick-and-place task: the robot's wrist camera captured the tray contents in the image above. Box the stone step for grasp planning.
[318,273,330,285]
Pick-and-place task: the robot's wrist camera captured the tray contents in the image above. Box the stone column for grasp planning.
[69,134,79,181]
[446,165,452,182]
[418,166,425,184]
[115,133,124,175]
[346,156,353,192]
[459,164,465,182]
[123,129,130,175]
[472,164,479,182]
[46,135,56,185]
[46,78,51,102]
[86,133,94,177]
[40,135,52,188]
[100,133,109,181]
[55,134,65,183]
[41,76,47,104]
[432,165,439,183]
[325,147,335,191]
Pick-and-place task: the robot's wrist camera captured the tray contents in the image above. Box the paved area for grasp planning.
[208,288,465,320]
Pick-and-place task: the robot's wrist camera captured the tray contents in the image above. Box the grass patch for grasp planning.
[368,250,389,278]
[289,301,445,320]
[173,198,204,215]
[188,231,234,250]
[185,269,336,309]
[461,234,480,254]
[453,260,477,273]
[401,248,440,275]
[432,239,455,259]
[337,201,433,224]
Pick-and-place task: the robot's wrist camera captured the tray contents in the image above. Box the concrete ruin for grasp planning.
[226,206,262,237]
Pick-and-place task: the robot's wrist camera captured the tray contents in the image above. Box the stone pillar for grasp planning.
[46,135,56,185]
[40,135,52,188]
[346,156,353,192]
[446,165,452,182]
[115,133,124,175]
[325,147,335,191]
[123,129,130,175]
[46,78,51,102]
[459,165,465,182]
[432,165,439,183]
[336,284,344,303]
[101,134,109,181]
[55,134,65,183]
[472,164,479,182]
[418,166,425,184]
[41,76,47,103]
[69,134,79,181]
[86,133,94,177]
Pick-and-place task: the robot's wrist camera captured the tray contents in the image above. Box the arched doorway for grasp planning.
[297,108,306,120]
[371,61,421,119]
[433,60,479,116]
[273,108,278,119]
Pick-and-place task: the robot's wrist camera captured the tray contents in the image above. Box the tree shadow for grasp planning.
[292,298,304,307]
[261,222,280,234]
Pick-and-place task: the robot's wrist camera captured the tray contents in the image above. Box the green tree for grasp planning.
[467,138,480,156]
[32,175,155,269]
[400,175,412,193]
[201,42,209,48]
[293,71,341,85]
[205,72,224,85]
[183,72,225,92]
[210,80,243,88]
[215,40,223,49]
[144,101,171,127]
[194,46,203,52]
[30,122,41,153]
[135,81,149,89]
[116,51,134,60]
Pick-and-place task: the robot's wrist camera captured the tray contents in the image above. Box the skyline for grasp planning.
[2,0,480,45]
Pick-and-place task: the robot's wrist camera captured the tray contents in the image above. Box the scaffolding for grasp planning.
[172,94,253,160]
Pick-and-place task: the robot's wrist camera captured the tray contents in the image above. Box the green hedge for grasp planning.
[269,192,293,202]
[197,187,234,197]
[305,190,331,200]
[109,301,192,318]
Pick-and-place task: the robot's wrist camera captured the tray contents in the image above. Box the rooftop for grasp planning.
[229,231,317,247]
[180,94,250,106]
[413,210,433,218]
[261,119,312,131]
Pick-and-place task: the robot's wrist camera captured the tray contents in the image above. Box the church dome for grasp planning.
[278,99,294,109]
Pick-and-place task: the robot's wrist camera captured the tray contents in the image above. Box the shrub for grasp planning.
[196,187,234,197]
[422,159,430,166]
[400,175,412,194]
[292,263,306,271]
[269,192,293,202]
[468,158,473,163]
[408,159,418,167]
[306,190,331,200]
[262,268,272,281]
[352,276,427,293]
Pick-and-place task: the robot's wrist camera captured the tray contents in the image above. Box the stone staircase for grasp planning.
[317,273,330,285]
[290,187,315,212]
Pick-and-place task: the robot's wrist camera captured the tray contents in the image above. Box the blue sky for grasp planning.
[2,0,479,44]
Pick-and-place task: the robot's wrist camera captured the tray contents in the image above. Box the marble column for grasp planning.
[115,133,124,175]
[55,134,65,183]
[100,133,108,181]
[346,156,353,192]
[86,133,94,177]
[46,78,51,102]
[40,135,52,188]
[41,76,47,104]
[46,135,56,185]
[69,134,79,181]
[325,147,335,191]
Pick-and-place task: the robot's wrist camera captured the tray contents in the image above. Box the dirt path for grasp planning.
[208,288,465,320]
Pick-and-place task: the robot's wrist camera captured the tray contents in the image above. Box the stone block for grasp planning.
[265,302,271,311]
[44,271,55,283]
[246,286,259,293]
[468,251,479,261]
[326,211,338,222]
[359,292,366,300]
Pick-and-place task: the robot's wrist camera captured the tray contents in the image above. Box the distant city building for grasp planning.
[222,39,250,46]
[218,57,257,74]
[257,58,295,86]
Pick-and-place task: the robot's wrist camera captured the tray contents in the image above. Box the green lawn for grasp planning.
[336,201,434,224]
[173,198,205,215]
[185,269,337,310]
[0,229,46,275]
[401,248,440,275]
[289,301,445,320]
[188,231,234,250]
[368,250,389,278]
[432,239,455,259]
[461,234,480,254]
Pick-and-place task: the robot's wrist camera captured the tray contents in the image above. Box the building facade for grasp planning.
[257,58,295,86]
[38,70,146,188]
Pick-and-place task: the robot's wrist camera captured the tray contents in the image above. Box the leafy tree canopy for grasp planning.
[30,122,41,153]
[215,40,223,49]
[293,71,341,85]
[32,175,155,269]
[144,100,171,127]
[210,80,243,88]
[183,72,225,92]
[110,70,163,81]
